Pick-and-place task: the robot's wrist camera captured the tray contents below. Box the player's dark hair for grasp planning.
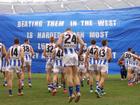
[24,38,29,43]
[102,40,108,46]
[14,38,19,44]
[91,39,96,45]
[65,28,72,31]
[128,48,132,52]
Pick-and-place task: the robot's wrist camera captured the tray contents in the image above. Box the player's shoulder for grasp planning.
[53,43,56,46]
[8,45,13,50]
[54,47,61,53]
[73,32,76,35]
[63,32,68,36]
[107,46,111,49]
[30,45,33,49]
[95,45,100,49]
[0,42,3,46]
[87,45,92,50]
[18,45,22,49]
[123,51,128,53]
[20,44,24,47]
[59,33,65,38]
[124,51,131,54]
[55,47,59,51]
[0,43,5,47]
[49,43,56,47]
[64,31,76,35]
[27,44,32,48]
[106,46,111,51]
[46,43,49,46]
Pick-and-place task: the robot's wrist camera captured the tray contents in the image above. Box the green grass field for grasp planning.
[0,74,139,105]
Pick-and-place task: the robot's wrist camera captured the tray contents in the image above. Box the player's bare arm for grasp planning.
[56,34,64,50]
[2,44,6,57]
[118,54,124,64]
[77,36,84,56]
[52,49,56,60]
[133,54,140,61]
[6,49,10,65]
[43,45,47,58]
[20,47,24,67]
[85,48,89,67]
[30,46,34,57]
[107,47,112,62]
[95,48,98,60]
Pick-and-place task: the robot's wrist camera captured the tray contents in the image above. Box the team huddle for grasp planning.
[2,28,140,103]
[118,48,140,86]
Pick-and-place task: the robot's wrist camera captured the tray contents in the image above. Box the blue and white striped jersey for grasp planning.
[88,45,99,65]
[98,46,109,65]
[79,53,86,66]
[121,51,134,67]
[0,43,3,69]
[21,44,33,61]
[45,43,55,58]
[2,57,8,67]
[132,58,139,68]
[54,47,63,66]
[63,32,77,55]
[0,43,4,58]
[8,45,22,67]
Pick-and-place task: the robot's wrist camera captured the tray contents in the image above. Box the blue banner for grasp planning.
[0,7,140,74]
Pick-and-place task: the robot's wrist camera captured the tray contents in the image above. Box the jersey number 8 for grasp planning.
[23,46,29,52]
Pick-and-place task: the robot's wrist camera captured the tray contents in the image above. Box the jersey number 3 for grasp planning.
[99,49,106,57]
